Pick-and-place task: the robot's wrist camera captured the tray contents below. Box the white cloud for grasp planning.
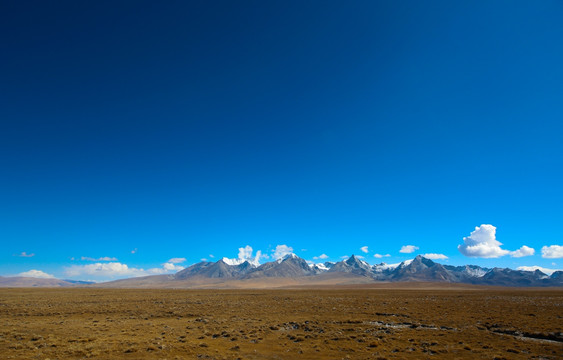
[313,254,329,260]
[360,246,369,253]
[517,266,560,276]
[65,262,146,278]
[238,245,253,260]
[541,245,563,259]
[18,270,55,278]
[152,262,185,273]
[167,257,186,264]
[131,248,137,254]
[16,252,35,258]
[146,267,167,275]
[223,245,264,265]
[373,253,390,258]
[65,261,184,279]
[272,245,294,260]
[356,255,365,259]
[81,256,118,261]
[422,253,448,260]
[400,245,419,254]
[510,246,535,258]
[209,254,215,258]
[200,258,208,262]
[458,224,510,258]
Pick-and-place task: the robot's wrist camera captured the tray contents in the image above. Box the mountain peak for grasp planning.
[277,253,299,263]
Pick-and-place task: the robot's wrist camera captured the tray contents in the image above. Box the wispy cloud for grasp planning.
[131,248,137,254]
[18,270,54,278]
[360,246,369,253]
[167,257,186,264]
[81,256,118,261]
[400,245,419,254]
[16,252,35,258]
[150,262,185,274]
[313,254,329,260]
[373,253,390,258]
[541,245,563,259]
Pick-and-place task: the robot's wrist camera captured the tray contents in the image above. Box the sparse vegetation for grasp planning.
[0,288,561,359]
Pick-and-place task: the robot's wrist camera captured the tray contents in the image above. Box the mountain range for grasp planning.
[3,255,562,288]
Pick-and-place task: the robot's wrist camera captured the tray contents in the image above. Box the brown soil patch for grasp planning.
[1,288,561,359]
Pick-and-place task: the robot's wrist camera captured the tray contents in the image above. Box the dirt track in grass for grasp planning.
[1,287,561,359]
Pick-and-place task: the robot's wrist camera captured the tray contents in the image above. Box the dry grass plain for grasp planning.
[0,287,561,359]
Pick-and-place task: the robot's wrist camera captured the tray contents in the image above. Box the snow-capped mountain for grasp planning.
[174,258,255,279]
[168,254,562,287]
[328,255,373,277]
[244,253,317,278]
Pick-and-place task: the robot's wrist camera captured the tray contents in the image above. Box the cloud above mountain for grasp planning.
[167,258,186,264]
[273,245,293,259]
[65,262,145,278]
[510,246,535,258]
[458,224,536,259]
[221,245,266,266]
[400,245,418,254]
[373,253,390,258]
[360,246,368,253]
[65,261,185,279]
[162,262,185,272]
[517,265,560,276]
[458,224,510,258]
[541,245,563,258]
[18,270,54,278]
[313,254,328,260]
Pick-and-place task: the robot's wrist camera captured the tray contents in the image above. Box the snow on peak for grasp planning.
[399,259,414,267]
[222,257,245,266]
[463,266,487,277]
[372,262,400,272]
[277,253,298,263]
[348,255,370,268]
[222,257,259,267]
[312,263,329,271]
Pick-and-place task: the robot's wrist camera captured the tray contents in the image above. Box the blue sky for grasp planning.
[1,1,562,281]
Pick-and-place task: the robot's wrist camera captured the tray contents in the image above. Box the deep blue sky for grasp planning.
[1,1,562,280]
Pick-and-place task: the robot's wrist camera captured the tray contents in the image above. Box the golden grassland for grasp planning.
[0,287,561,359]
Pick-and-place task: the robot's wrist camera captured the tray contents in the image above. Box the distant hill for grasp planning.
[4,255,562,288]
[0,276,76,287]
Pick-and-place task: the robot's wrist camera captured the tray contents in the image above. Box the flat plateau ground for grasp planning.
[1,286,561,359]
